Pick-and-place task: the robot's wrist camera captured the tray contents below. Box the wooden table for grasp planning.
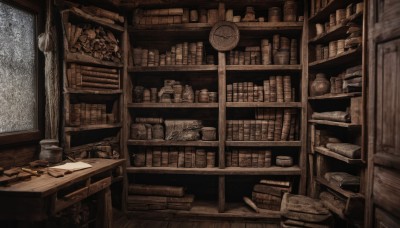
[0,158,125,227]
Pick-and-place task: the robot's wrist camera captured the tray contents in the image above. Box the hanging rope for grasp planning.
[38,0,60,140]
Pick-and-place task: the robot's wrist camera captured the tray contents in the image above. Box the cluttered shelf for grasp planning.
[309,0,351,23]
[126,200,281,220]
[126,166,301,176]
[64,8,124,33]
[66,53,123,68]
[316,177,364,199]
[309,11,363,44]
[309,47,362,70]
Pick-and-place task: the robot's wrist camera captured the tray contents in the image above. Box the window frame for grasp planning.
[0,0,45,145]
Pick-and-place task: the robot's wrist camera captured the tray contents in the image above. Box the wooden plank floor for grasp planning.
[113,210,279,228]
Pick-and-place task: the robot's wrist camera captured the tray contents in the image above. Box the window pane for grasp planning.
[0,1,37,134]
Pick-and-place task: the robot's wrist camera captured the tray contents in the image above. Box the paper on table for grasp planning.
[51,162,92,171]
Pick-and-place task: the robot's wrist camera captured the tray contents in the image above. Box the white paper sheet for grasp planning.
[51,162,92,171]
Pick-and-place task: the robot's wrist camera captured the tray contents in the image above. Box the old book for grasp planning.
[283,75,292,102]
[178,147,185,168]
[270,76,277,102]
[326,143,361,159]
[145,148,153,167]
[168,148,178,167]
[276,76,284,102]
[258,151,265,168]
[152,147,161,167]
[232,149,239,167]
[281,109,292,141]
[274,109,283,141]
[226,151,232,167]
[253,184,290,197]
[251,151,259,167]
[260,179,291,188]
[263,80,270,102]
[184,147,193,168]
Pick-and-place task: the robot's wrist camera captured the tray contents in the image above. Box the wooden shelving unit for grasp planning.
[60,7,127,215]
[307,0,367,225]
[309,47,362,70]
[123,0,308,220]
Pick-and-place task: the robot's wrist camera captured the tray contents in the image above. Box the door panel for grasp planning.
[375,40,400,156]
[376,0,400,23]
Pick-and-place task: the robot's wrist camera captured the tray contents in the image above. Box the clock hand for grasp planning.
[214,33,233,39]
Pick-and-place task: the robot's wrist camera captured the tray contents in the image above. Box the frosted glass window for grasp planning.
[0,1,37,134]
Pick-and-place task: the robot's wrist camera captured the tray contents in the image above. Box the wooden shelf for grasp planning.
[226,65,301,72]
[236,22,303,32]
[309,119,361,129]
[308,92,362,100]
[128,103,218,109]
[65,88,123,95]
[309,48,362,70]
[222,166,301,175]
[126,200,281,220]
[316,177,364,199]
[127,140,219,147]
[227,102,301,108]
[128,65,218,73]
[309,0,351,23]
[226,141,302,147]
[127,167,220,175]
[127,166,301,176]
[314,146,364,165]
[66,53,123,68]
[129,23,212,32]
[309,12,363,44]
[64,123,122,133]
[66,9,124,33]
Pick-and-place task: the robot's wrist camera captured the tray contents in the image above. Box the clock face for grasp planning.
[209,21,240,51]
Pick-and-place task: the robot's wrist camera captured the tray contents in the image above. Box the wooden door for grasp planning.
[367,0,400,226]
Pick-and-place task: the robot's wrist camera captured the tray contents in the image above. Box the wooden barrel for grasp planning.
[268,7,281,22]
[283,0,297,22]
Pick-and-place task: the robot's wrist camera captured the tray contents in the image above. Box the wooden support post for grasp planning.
[218,52,226,169]
[299,0,309,195]
[218,175,225,213]
[122,18,129,214]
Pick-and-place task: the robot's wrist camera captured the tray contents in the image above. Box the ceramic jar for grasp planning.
[199,89,209,103]
[182,85,194,103]
[310,73,331,96]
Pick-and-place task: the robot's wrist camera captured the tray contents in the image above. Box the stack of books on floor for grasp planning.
[281,193,333,228]
[251,179,292,211]
[127,184,194,211]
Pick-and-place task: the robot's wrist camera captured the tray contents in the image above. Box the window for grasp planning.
[0,0,43,144]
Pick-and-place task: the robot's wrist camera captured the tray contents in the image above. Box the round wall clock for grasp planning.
[209,21,240,52]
